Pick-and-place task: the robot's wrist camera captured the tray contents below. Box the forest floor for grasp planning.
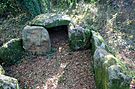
[4,25,96,89]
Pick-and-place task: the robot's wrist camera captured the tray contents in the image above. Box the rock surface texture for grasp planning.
[30,13,71,28]
[22,25,51,54]
[91,30,132,89]
[0,75,19,89]
[68,26,91,50]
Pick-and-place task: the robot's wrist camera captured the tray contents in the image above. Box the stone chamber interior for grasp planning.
[46,25,69,48]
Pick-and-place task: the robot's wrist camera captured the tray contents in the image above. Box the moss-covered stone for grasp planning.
[0,38,24,65]
[29,13,71,28]
[0,65,5,75]
[91,29,133,89]
[108,65,131,89]
[68,26,91,50]
[93,47,132,89]
[91,30,112,54]
[93,48,116,89]
[0,75,19,89]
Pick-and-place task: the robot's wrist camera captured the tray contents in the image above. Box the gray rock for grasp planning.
[93,47,131,89]
[30,13,71,28]
[94,48,116,68]
[68,26,91,50]
[22,25,51,54]
[108,65,131,89]
[0,75,19,89]
[91,30,112,54]
[93,47,114,89]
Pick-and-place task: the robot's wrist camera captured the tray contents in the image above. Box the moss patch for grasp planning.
[69,28,91,50]
[0,38,24,65]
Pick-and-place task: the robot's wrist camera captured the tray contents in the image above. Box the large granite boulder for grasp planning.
[68,26,91,50]
[29,13,71,28]
[0,38,24,65]
[0,75,19,89]
[93,47,131,89]
[22,25,51,54]
[0,65,5,75]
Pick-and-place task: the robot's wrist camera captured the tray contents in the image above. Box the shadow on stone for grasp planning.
[46,25,69,48]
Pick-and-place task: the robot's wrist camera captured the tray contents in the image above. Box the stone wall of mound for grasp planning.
[91,30,134,89]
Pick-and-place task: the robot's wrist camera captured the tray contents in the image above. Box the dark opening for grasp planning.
[46,25,69,48]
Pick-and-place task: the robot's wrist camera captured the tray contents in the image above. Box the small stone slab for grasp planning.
[29,13,71,28]
[0,75,19,89]
[22,25,51,54]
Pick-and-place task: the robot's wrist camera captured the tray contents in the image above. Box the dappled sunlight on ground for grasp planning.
[44,63,68,89]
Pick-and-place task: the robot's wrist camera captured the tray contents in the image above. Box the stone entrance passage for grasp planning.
[22,13,71,54]
[46,25,69,48]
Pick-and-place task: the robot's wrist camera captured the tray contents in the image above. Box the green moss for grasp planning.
[69,32,85,50]
[93,48,131,89]
[0,38,24,65]
[110,79,130,89]
[95,64,130,89]
[95,66,109,89]
[69,28,91,50]
[91,30,113,54]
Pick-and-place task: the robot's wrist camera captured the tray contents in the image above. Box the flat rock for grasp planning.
[30,13,71,28]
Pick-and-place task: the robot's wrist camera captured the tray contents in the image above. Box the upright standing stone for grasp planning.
[22,25,51,54]
[68,26,91,50]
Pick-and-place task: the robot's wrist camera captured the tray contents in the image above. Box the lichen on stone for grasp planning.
[68,26,91,50]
